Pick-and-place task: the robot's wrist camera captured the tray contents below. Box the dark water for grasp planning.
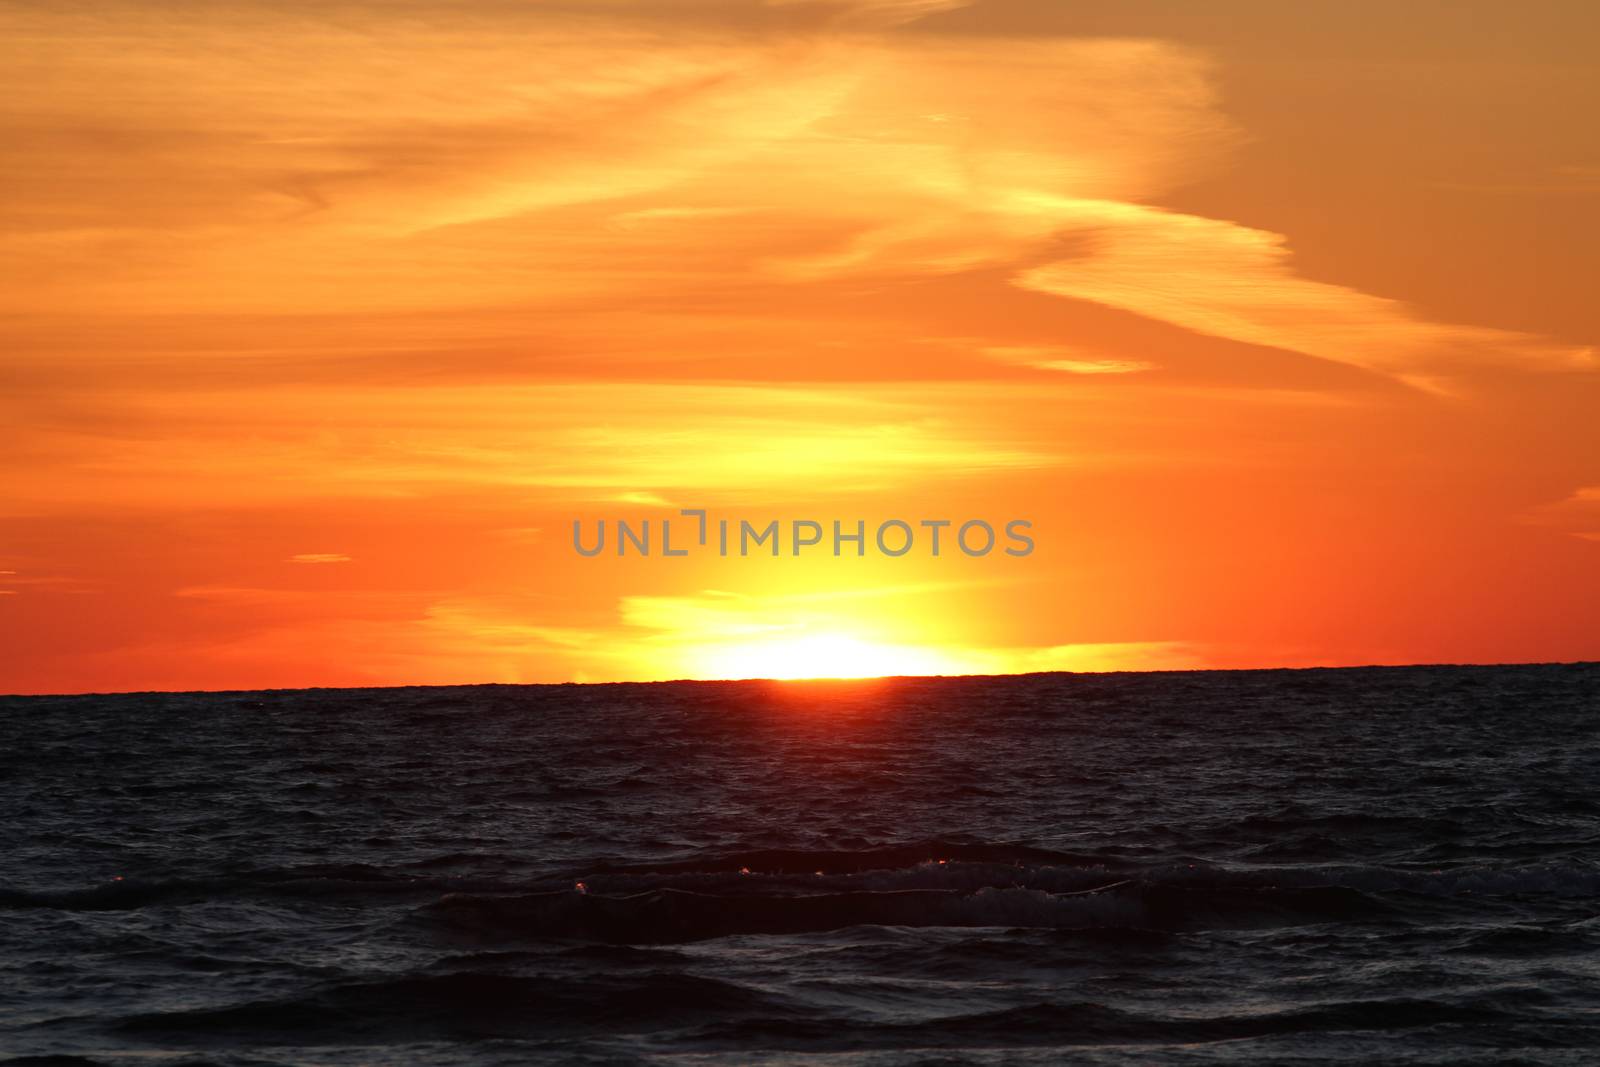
[2,664,1598,1065]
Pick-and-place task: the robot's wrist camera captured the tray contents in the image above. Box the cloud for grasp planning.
[607,206,766,231]
[756,39,1237,283]
[1526,486,1600,541]
[618,581,1013,644]
[2,1,1585,390]
[607,491,676,507]
[0,573,95,591]
[175,585,313,603]
[999,641,1201,673]
[765,0,972,29]
[1016,200,1594,379]
[983,346,1155,375]
[4,382,1054,512]
[287,553,352,564]
[0,4,863,242]
[614,586,1205,678]
[621,593,794,640]
[1435,164,1600,196]
[0,15,1233,319]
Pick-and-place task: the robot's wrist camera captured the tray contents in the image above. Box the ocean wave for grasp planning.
[411,847,1600,944]
[8,850,1595,922]
[114,971,796,1043]
[424,879,1392,943]
[566,846,1600,900]
[0,864,504,912]
[683,994,1546,1051]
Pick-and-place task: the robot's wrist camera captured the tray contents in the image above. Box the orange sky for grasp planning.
[3,0,1598,693]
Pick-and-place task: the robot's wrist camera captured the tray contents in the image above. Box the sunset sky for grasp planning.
[3,0,1598,693]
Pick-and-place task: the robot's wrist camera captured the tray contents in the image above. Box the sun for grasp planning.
[694,632,974,681]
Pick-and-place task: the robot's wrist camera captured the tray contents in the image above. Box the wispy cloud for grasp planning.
[617,587,1205,677]
[606,491,676,507]
[175,586,313,604]
[1016,200,1594,380]
[983,346,1155,375]
[287,553,352,564]
[1525,486,1600,541]
[4,383,1054,512]
[1435,164,1600,196]
[766,0,972,29]
[0,572,95,592]
[2,1,1584,392]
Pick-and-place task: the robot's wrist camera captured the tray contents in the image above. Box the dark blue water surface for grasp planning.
[2,663,1598,1064]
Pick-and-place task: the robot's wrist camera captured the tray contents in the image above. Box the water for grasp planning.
[2,663,1597,1065]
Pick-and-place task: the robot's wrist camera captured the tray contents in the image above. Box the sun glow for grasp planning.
[694,633,974,681]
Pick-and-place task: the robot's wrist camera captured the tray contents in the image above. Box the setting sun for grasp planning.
[694,633,976,682]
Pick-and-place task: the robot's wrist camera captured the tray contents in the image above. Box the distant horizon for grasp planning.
[5,656,1595,701]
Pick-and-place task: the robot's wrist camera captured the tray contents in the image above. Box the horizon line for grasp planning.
[2,658,1595,701]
